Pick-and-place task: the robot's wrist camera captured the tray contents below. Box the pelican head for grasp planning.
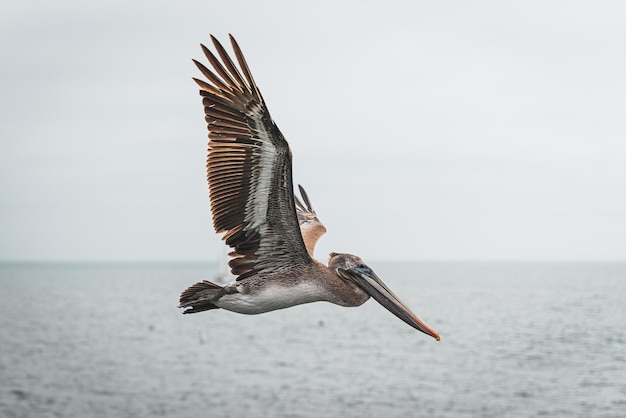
[329,252,440,341]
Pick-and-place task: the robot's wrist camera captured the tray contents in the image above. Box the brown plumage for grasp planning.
[295,185,327,258]
[179,34,440,340]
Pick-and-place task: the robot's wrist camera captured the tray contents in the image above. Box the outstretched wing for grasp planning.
[193,34,312,280]
[294,185,327,258]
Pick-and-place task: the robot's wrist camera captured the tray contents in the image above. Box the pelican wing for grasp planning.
[294,185,326,257]
[194,35,312,280]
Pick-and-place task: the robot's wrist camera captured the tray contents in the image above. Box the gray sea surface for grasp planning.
[1,261,625,418]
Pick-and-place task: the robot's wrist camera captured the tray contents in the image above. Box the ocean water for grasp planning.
[1,261,625,418]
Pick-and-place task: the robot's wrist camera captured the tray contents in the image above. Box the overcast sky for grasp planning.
[1,1,625,262]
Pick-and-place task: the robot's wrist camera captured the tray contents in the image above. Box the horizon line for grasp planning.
[1,258,625,265]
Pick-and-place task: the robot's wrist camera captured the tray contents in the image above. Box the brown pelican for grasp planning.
[179,35,440,341]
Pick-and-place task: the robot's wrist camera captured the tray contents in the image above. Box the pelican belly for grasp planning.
[214,281,324,314]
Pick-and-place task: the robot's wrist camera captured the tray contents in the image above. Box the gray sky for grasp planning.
[1,1,625,262]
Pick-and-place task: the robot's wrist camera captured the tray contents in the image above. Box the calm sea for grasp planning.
[1,261,625,418]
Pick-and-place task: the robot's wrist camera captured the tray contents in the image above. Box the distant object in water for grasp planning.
[178,35,440,341]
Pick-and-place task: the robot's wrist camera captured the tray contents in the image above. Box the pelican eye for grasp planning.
[356,264,372,274]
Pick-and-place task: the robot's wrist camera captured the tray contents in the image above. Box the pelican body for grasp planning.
[179,35,440,341]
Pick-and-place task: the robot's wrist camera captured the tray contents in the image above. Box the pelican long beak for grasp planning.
[338,267,440,341]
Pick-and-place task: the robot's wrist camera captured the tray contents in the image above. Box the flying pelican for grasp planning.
[179,35,440,341]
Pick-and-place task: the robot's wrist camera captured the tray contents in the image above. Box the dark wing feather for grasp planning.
[194,34,312,280]
[294,185,327,257]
